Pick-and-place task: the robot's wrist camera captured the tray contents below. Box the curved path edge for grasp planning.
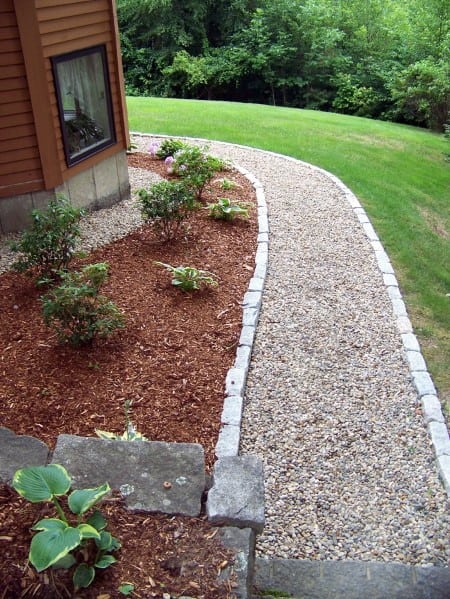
[133,132,450,498]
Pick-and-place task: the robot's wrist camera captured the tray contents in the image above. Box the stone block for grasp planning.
[207,455,265,533]
[67,167,96,209]
[428,421,450,456]
[258,213,269,234]
[253,262,267,281]
[52,435,205,517]
[234,345,251,372]
[362,222,379,241]
[437,455,450,496]
[383,273,399,287]
[248,277,264,292]
[356,211,370,224]
[412,371,437,397]
[215,425,241,458]
[218,527,256,599]
[242,291,262,309]
[93,154,120,208]
[420,395,445,424]
[255,243,268,265]
[370,240,384,252]
[242,306,259,327]
[406,350,427,372]
[239,325,256,347]
[0,194,33,233]
[391,298,407,317]
[397,316,413,334]
[401,333,420,352]
[387,286,402,300]
[225,367,247,397]
[375,251,394,275]
[0,427,49,483]
[257,232,269,244]
[221,396,244,426]
[255,187,266,208]
[32,189,56,211]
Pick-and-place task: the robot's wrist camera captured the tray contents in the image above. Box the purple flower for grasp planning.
[148,142,160,156]
[164,156,175,165]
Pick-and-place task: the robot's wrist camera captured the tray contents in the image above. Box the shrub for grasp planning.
[137,180,195,241]
[155,261,218,292]
[207,197,249,221]
[173,145,228,200]
[12,464,120,591]
[155,138,186,159]
[41,262,125,346]
[10,195,83,282]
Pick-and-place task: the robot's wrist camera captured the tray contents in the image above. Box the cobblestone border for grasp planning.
[132,134,450,497]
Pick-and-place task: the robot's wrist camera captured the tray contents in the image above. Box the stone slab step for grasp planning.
[253,558,450,599]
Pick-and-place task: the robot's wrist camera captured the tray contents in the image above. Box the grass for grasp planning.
[127,97,450,410]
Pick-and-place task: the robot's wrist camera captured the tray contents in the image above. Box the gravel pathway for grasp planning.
[2,135,449,567]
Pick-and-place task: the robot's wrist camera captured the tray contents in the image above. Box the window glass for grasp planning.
[52,46,115,166]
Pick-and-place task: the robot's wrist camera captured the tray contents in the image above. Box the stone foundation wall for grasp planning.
[0,150,130,234]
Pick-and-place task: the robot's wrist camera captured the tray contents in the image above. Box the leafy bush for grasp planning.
[155,138,186,159]
[137,180,195,240]
[173,145,228,200]
[10,195,83,282]
[155,261,218,292]
[12,464,120,591]
[41,262,125,346]
[207,197,249,221]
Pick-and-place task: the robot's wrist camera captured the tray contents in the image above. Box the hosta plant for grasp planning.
[12,464,120,591]
[207,197,249,221]
[96,400,149,441]
[155,261,218,292]
[41,262,125,346]
[9,194,83,283]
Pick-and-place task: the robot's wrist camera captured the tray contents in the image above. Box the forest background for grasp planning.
[117,0,450,131]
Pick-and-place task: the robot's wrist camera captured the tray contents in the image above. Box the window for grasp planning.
[52,45,115,166]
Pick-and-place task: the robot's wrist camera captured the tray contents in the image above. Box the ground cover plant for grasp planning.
[0,150,256,597]
[127,96,450,416]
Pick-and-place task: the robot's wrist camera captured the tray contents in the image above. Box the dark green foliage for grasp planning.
[41,263,125,347]
[118,0,450,129]
[138,180,195,240]
[10,195,83,282]
[155,138,186,159]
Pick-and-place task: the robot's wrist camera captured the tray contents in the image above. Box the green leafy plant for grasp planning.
[41,262,125,346]
[155,261,218,292]
[218,177,236,191]
[119,582,135,596]
[173,145,228,200]
[138,180,195,241]
[96,400,148,441]
[155,138,186,159]
[12,464,120,591]
[207,197,249,221]
[9,195,84,283]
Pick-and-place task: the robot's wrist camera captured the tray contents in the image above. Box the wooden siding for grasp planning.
[0,1,43,198]
[1,0,128,199]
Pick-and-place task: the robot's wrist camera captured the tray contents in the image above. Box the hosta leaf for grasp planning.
[86,509,107,531]
[73,563,95,589]
[12,465,71,502]
[118,582,135,596]
[68,482,110,515]
[51,554,77,570]
[95,429,119,440]
[77,523,101,540]
[29,525,81,572]
[95,554,117,569]
[32,518,66,532]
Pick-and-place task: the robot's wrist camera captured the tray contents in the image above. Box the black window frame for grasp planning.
[51,44,116,167]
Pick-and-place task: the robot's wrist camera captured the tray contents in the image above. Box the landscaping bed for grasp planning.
[0,149,258,597]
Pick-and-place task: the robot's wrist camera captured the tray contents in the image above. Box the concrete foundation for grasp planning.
[0,150,130,234]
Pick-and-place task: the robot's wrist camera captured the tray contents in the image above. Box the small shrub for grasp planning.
[155,261,218,292]
[138,180,195,241]
[217,177,236,191]
[207,197,249,221]
[155,138,186,159]
[9,195,84,282]
[173,145,228,200]
[41,262,125,346]
[96,400,148,441]
[12,464,120,591]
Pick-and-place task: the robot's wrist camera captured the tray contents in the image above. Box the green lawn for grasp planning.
[127,97,450,410]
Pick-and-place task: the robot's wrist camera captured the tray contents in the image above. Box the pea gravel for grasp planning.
[2,136,449,567]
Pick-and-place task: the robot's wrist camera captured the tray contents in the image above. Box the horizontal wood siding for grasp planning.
[37,0,126,178]
[0,2,43,198]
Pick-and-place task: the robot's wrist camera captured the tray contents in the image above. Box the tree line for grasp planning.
[118,0,450,130]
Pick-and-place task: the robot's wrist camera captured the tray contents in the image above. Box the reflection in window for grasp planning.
[52,46,115,166]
